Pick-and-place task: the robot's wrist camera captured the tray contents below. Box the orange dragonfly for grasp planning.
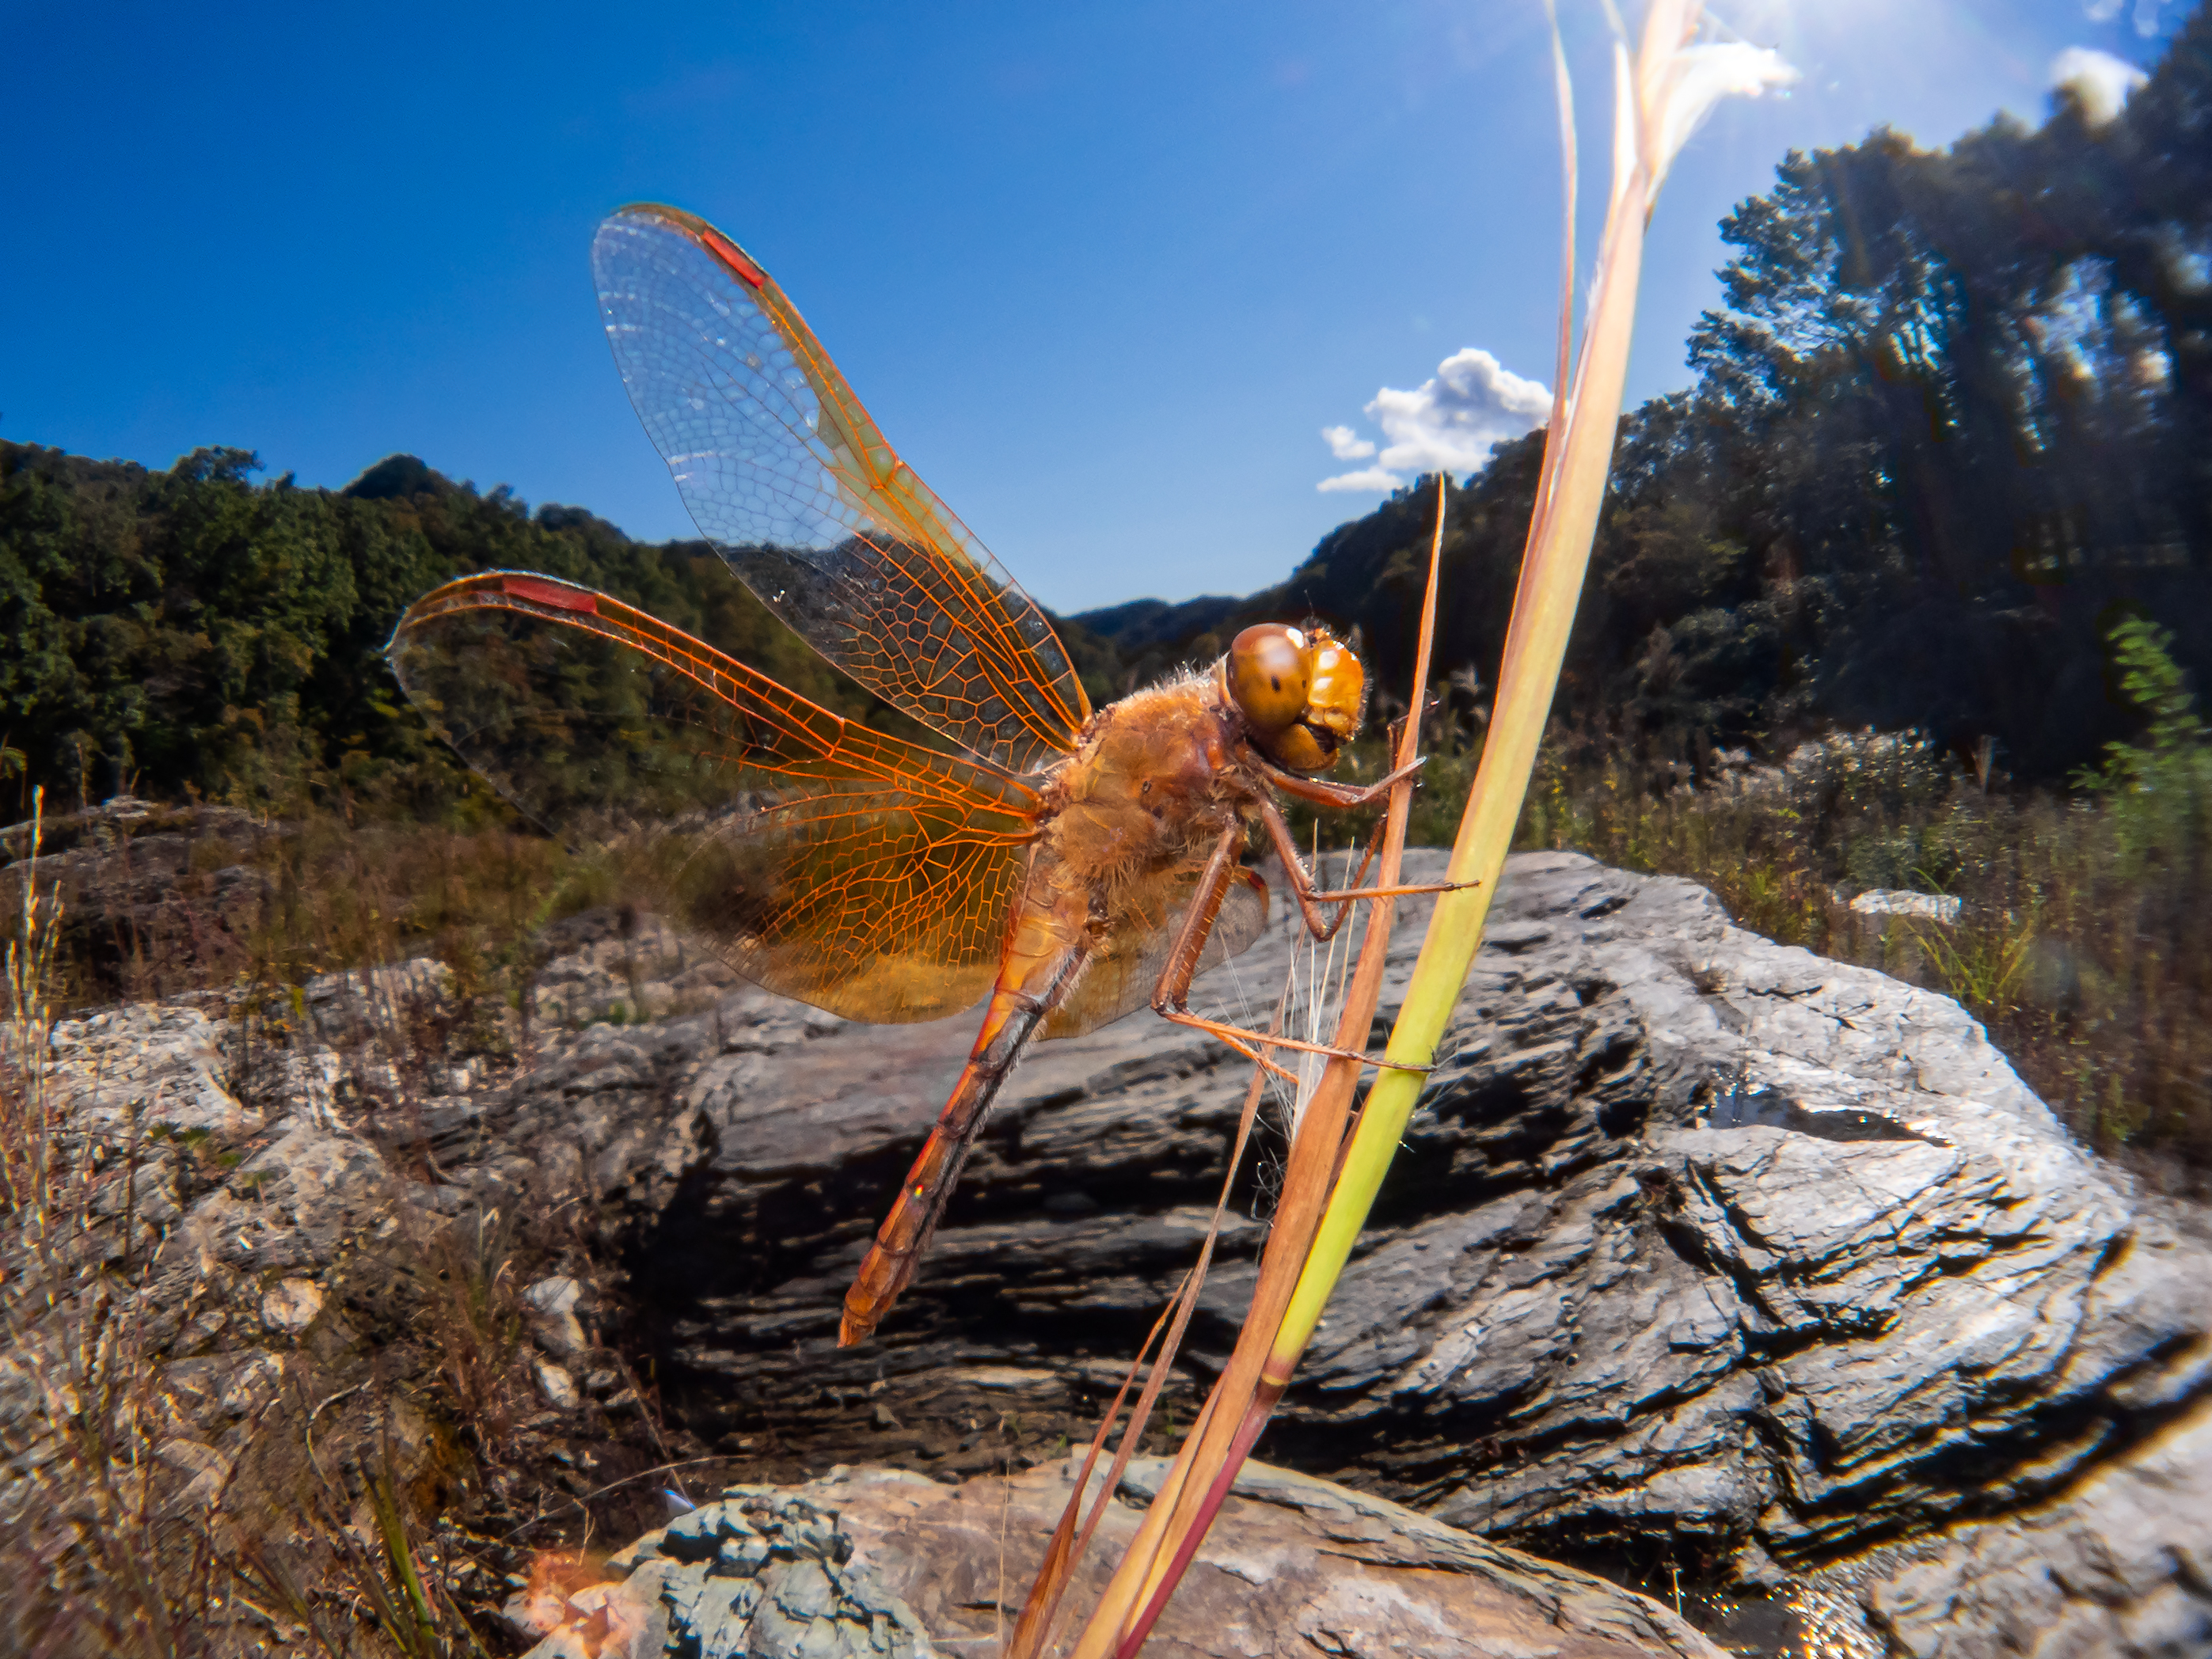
[390,204,1448,1346]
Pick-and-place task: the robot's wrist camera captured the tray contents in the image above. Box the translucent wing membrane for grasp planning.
[592,203,1090,776]
[1043,869,1269,1039]
[390,573,1041,1024]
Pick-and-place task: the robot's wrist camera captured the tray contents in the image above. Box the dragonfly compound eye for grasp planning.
[1305,630,1365,750]
[1227,624,1311,737]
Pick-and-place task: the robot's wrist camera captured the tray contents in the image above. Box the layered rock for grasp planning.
[553,853,2207,1582]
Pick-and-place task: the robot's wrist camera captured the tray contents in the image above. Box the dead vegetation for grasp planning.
[0,793,729,1657]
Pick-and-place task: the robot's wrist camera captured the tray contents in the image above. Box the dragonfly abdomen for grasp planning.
[838,864,1093,1346]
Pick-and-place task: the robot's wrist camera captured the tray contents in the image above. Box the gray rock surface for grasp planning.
[516,1456,1727,1659]
[0,947,715,1568]
[568,855,2203,1546]
[1802,1404,2212,1658]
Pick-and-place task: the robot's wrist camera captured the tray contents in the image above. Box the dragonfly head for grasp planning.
[1222,624,1366,773]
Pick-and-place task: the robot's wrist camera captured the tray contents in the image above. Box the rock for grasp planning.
[258,1277,322,1334]
[521,1458,1726,1659]
[1843,887,1963,923]
[5,962,705,1610]
[525,1275,583,1317]
[18,848,2210,1658]
[535,1360,583,1410]
[48,1002,249,1139]
[1804,1401,2212,1658]
[526,1274,591,1357]
[301,957,451,1049]
[542,848,2209,1654]
[154,1436,233,1509]
[2,798,266,1000]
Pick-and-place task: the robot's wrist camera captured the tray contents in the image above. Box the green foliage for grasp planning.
[0,442,885,818]
[2073,617,2212,871]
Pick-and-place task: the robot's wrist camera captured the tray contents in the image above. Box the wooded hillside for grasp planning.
[4,5,2207,812]
[1082,5,2212,782]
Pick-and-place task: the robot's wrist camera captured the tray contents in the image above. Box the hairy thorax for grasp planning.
[1039,676,1252,890]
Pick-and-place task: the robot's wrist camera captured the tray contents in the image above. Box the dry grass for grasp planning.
[74,813,601,1020]
[42,692,2207,1186]
[0,794,652,1656]
[1294,662,2211,1182]
[0,795,241,1656]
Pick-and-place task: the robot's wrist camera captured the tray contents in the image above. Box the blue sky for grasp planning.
[1,1,2182,613]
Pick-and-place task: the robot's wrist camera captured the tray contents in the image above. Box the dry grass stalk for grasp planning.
[0,789,551,1654]
[1276,0,1796,1388]
[1051,6,1796,1652]
[1007,1018,1281,1659]
[1046,477,1445,1659]
[2,788,60,1226]
[0,790,227,1655]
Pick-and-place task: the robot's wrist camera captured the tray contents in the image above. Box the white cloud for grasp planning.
[1321,424,1376,461]
[1317,347,1550,495]
[1317,465,1404,495]
[2051,45,2149,124]
[2084,0,2171,32]
[1370,348,1550,472]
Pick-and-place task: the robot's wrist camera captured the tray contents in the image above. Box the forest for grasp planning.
[6,13,2210,806]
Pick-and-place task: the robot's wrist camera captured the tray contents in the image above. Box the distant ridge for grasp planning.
[1070,595,1241,652]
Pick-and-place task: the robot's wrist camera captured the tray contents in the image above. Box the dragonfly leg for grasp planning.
[1148,822,1431,1076]
[1258,750,1429,810]
[1156,1004,1428,1076]
[1253,795,1479,943]
[1154,1008,1304,1085]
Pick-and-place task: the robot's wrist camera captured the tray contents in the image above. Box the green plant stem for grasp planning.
[1272,0,1670,1398]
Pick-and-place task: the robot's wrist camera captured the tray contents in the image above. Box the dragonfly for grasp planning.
[389,203,1454,1346]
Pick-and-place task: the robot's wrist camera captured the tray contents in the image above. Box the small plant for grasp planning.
[2075,617,2212,872]
[1913,907,2036,1015]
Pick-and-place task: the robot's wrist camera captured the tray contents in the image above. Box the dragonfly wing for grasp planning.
[1041,866,1270,1040]
[389,571,1039,1024]
[592,203,1091,776]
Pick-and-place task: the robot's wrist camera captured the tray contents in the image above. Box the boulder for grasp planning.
[515,1457,1727,1659]
[480,848,2206,1653]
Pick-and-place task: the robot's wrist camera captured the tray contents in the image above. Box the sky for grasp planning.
[1,0,2186,613]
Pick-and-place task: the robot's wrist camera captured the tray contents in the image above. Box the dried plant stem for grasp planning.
[2,788,59,1227]
[1066,478,1446,1659]
[1008,1013,1279,1659]
[1067,6,1802,1650]
[1276,0,1793,1431]
[1287,28,1651,1356]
